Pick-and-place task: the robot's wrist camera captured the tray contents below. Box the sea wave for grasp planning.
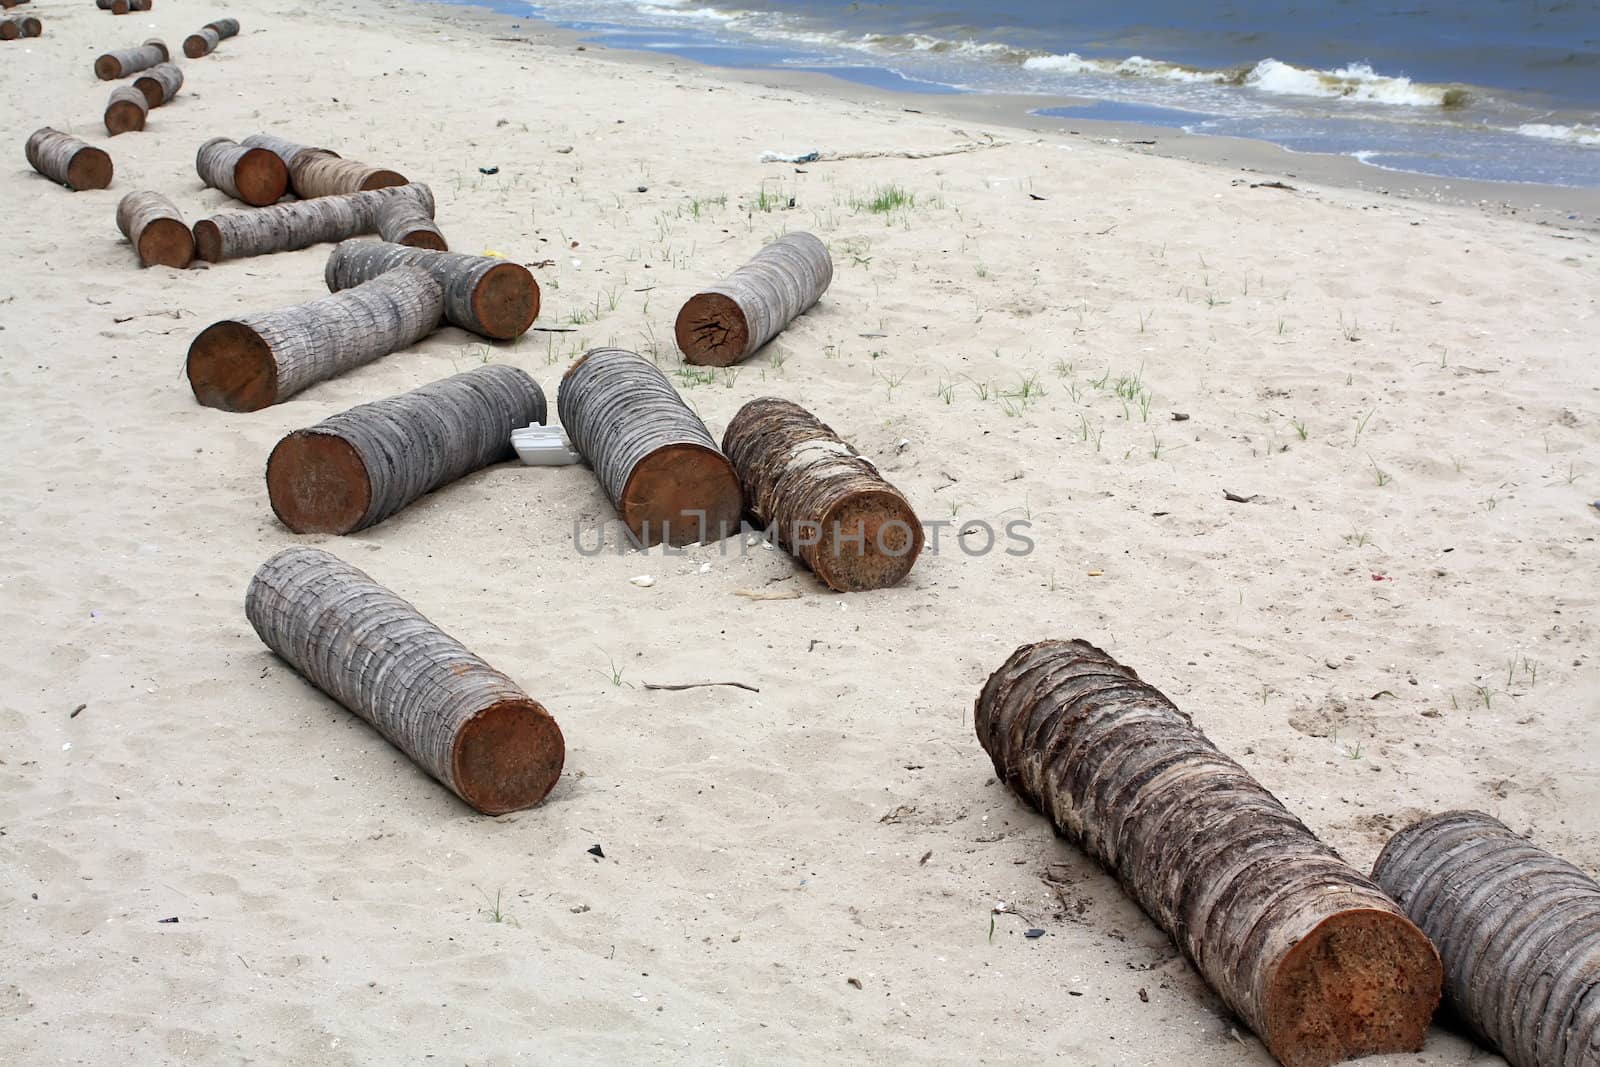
[636,3,743,21]
[1515,123,1600,146]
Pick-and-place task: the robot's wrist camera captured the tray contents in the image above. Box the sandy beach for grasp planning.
[3,0,1598,1062]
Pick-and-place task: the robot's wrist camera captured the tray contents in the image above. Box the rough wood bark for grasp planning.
[195,136,288,207]
[722,397,921,590]
[104,86,148,136]
[187,266,443,412]
[975,640,1442,1067]
[133,62,182,108]
[558,347,742,547]
[184,17,237,56]
[0,14,39,37]
[324,240,538,340]
[25,128,112,191]
[1372,810,1600,1067]
[267,365,545,534]
[94,38,166,80]
[246,546,564,814]
[290,151,408,198]
[240,133,339,184]
[675,232,833,366]
[376,186,446,250]
[107,0,152,12]
[117,191,192,268]
[193,184,436,263]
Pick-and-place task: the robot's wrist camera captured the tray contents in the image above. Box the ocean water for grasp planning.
[431,0,1600,188]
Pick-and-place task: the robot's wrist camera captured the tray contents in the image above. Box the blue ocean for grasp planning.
[433,0,1600,188]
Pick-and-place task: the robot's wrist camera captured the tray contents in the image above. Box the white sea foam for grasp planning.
[1515,123,1600,146]
[1244,59,1466,107]
[636,4,741,21]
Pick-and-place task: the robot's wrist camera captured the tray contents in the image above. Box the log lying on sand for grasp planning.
[325,240,537,340]
[558,347,742,547]
[239,133,336,180]
[102,0,153,12]
[376,187,446,250]
[722,397,921,591]
[975,640,1442,1067]
[104,86,149,136]
[95,38,166,80]
[290,150,407,198]
[267,366,545,534]
[1373,810,1600,1067]
[117,191,192,268]
[194,184,436,263]
[25,128,113,191]
[133,62,182,108]
[195,136,288,207]
[246,546,565,814]
[0,14,40,38]
[2,0,30,9]
[187,266,443,412]
[675,232,833,366]
[183,16,237,57]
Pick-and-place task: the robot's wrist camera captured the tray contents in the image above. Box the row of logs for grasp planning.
[194,135,410,207]
[184,17,238,58]
[96,0,152,13]
[0,12,40,39]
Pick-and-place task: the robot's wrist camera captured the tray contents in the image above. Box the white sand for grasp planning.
[3,0,1598,1062]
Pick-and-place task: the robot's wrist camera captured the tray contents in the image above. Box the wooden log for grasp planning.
[195,136,288,207]
[722,398,921,591]
[1372,810,1600,1067]
[557,347,742,547]
[267,365,545,534]
[186,266,443,412]
[246,546,565,814]
[133,62,183,108]
[185,17,237,55]
[0,19,14,39]
[324,240,537,340]
[2,0,30,9]
[675,232,832,366]
[290,151,407,198]
[108,0,152,12]
[116,191,192,268]
[193,184,436,263]
[104,86,148,136]
[376,186,446,250]
[974,640,1442,1067]
[95,38,166,80]
[25,128,113,191]
[0,15,34,38]
[240,133,339,184]
[206,17,239,39]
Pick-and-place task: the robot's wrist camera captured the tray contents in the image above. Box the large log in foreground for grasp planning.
[267,365,546,534]
[246,546,565,814]
[1373,810,1600,1067]
[558,347,742,547]
[196,136,288,207]
[25,128,112,191]
[183,17,238,57]
[675,232,832,366]
[95,38,166,80]
[723,397,921,591]
[975,640,1442,1067]
[325,240,538,340]
[117,191,192,268]
[104,85,148,136]
[133,62,183,108]
[194,184,436,263]
[187,265,443,411]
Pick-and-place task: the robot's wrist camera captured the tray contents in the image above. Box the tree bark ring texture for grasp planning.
[117,190,192,268]
[675,232,832,366]
[25,128,112,191]
[193,185,435,263]
[323,240,538,340]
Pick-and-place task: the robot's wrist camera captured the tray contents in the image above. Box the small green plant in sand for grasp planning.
[854,184,915,214]
[478,887,519,926]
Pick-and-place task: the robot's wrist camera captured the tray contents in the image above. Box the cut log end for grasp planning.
[1264,908,1441,1067]
[620,444,742,547]
[451,699,566,815]
[136,218,194,269]
[93,56,119,80]
[66,148,114,191]
[234,148,290,207]
[359,170,408,191]
[181,34,207,58]
[105,100,146,136]
[472,262,540,340]
[266,431,372,534]
[675,292,749,367]
[187,320,278,412]
[192,219,222,263]
[397,228,449,252]
[815,489,923,592]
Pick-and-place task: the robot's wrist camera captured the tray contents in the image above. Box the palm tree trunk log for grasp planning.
[376,187,447,250]
[25,128,112,191]
[104,86,148,136]
[117,191,192,268]
[290,151,407,198]
[94,37,166,80]
[184,17,237,57]
[324,239,538,340]
[133,62,182,108]
[675,232,833,366]
[193,184,436,263]
[196,136,289,207]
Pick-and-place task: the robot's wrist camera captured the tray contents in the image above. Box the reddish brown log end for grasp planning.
[192,219,222,263]
[133,77,164,109]
[451,699,566,815]
[0,22,16,40]
[93,55,122,80]
[66,147,113,191]
[266,431,373,534]
[1263,908,1441,1067]
[815,488,923,591]
[234,148,289,207]
[187,320,278,412]
[471,261,540,339]
[105,100,146,137]
[136,218,193,269]
[397,228,449,252]
[358,170,408,191]
[620,444,742,547]
[181,33,206,58]
[675,291,749,366]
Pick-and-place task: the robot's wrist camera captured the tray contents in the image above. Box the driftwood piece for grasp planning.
[1,14,40,37]
[975,640,1442,1067]
[25,128,112,191]
[195,136,288,207]
[117,191,192,268]
[558,347,742,547]
[95,38,166,80]
[1373,810,1600,1067]
[324,240,537,340]
[104,86,148,136]
[376,187,446,250]
[291,151,406,198]
[133,62,183,108]
[246,546,564,814]
[193,184,436,263]
[187,265,443,411]
[722,398,921,591]
[675,232,832,366]
[183,17,237,57]
[266,365,545,534]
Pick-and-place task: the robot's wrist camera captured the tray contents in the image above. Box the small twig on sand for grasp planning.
[642,681,760,693]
